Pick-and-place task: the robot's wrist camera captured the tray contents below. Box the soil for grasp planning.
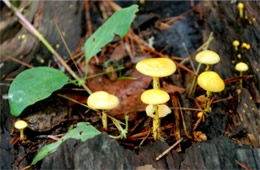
[0,1,259,170]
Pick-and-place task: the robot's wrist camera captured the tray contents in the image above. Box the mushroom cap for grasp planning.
[197,71,225,92]
[237,2,244,9]
[14,120,28,130]
[235,62,248,72]
[141,89,170,105]
[136,58,176,77]
[146,104,171,118]
[246,44,251,50]
[233,40,240,46]
[195,50,220,65]
[87,91,119,110]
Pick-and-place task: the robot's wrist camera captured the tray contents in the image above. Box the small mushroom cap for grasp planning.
[141,89,170,105]
[235,62,248,72]
[145,104,171,118]
[233,40,240,46]
[87,91,119,110]
[14,120,28,130]
[195,50,220,65]
[197,71,225,92]
[246,44,251,50]
[136,58,176,77]
[237,2,244,9]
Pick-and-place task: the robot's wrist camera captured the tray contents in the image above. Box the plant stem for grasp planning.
[188,63,201,97]
[102,110,108,130]
[2,0,92,94]
[153,105,160,140]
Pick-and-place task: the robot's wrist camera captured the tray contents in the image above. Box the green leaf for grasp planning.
[8,67,69,117]
[31,123,100,165]
[84,4,138,63]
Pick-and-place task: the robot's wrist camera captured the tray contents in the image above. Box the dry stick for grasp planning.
[178,100,193,139]
[171,96,181,151]
[156,138,183,161]
[84,0,93,36]
[53,17,83,77]
[8,56,34,68]
[182,42,195,72]
[2,0,92,94]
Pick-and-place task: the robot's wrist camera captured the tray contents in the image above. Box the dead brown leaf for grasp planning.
[162,82,185,94]
[87,67,152,116]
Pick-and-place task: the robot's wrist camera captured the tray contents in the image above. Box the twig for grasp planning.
[2,0,92,94]
[182,42,195,72]
[8,56,33,68]
[155,138,183,161]
[53,17,83,77]
[178,101,193,139]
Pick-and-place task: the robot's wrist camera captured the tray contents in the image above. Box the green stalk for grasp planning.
[3,0,92,94]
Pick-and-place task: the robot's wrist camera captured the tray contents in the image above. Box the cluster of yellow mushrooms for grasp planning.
[237,2,257,24]
[232,40,249,90]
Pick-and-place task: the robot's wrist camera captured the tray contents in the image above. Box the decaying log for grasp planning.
[0,1,84,79]
[41,134,260,169]
[201,1,260,147]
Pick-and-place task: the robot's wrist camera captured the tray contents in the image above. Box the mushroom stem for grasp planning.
[102,110,108,130]
[239,71,243,89]
[205,91,212,112]
[153,77,160,89]
[205,64,210,71]
[153,105,161,140]
[188,63,202,97]
[20,129,25,140]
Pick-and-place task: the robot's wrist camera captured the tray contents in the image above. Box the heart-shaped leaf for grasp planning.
[8,67,69,117]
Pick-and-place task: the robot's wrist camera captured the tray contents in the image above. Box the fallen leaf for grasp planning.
[162,81,185,94]
[110,41,127,61]
[87,66,152,117]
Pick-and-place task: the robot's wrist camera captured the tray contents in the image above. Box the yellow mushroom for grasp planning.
[235,62,248,89]
[87,91,119,130]
[14,120,28,140]
[136,58,176,89]
[233,40,240,51]
[145,104,171,118]
[246,44,251,50]
[237,2,244,19]
[195,50,220,71]
[197,71,225,112]
[141,89,170,140]
[189,50,220,97]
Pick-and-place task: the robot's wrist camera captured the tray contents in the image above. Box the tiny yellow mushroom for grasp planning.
[197,71,225,113]
[141,89,170,140]
[235,62,248,89]
[233,40,240,51]
[14,120,28,140]
[237,2,244,19]
[136,58,176,89]
[87,91,119,130]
